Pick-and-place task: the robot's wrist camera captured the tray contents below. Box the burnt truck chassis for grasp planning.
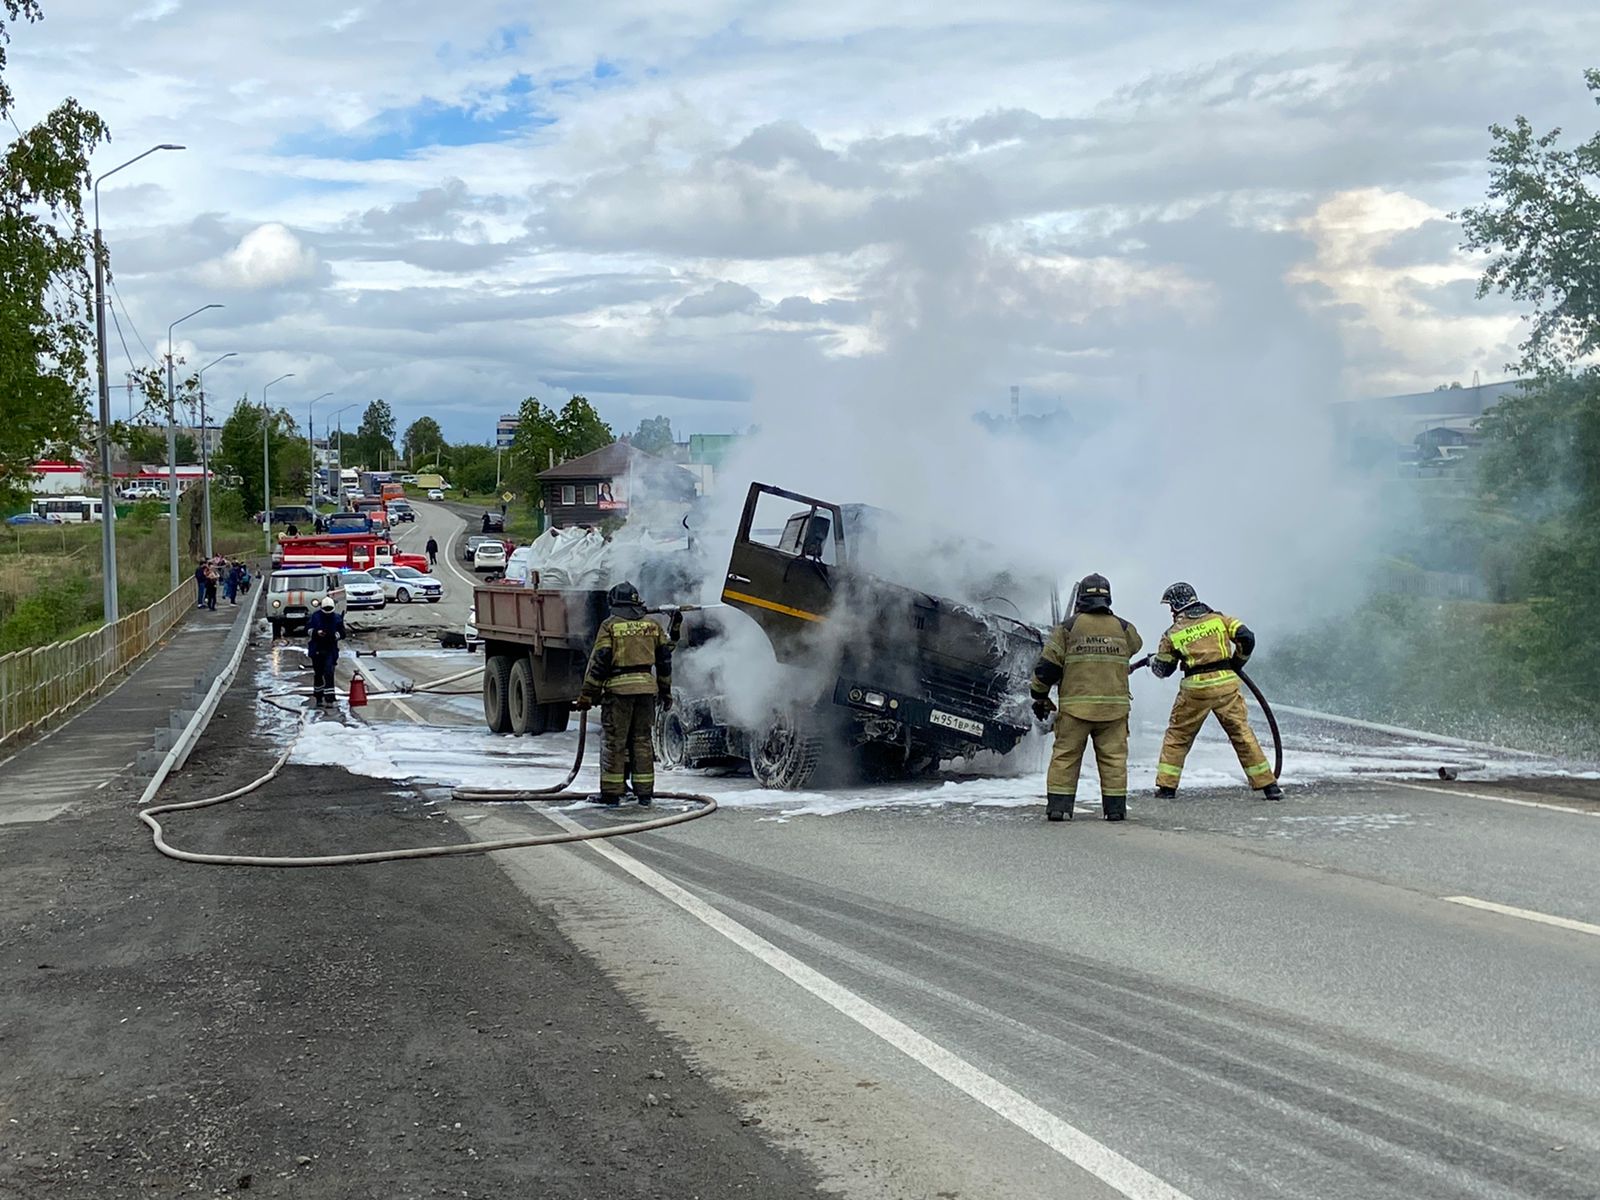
[472,482,1044,791]
[657,482,1043,790]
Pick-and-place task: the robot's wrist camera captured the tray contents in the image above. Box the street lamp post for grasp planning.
[194,352,237,558]
[306,392,333,523]
[166,304,223,587]
[261,374,294,553]
[91,143,184,623]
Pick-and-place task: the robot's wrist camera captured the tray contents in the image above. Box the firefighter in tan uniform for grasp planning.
[1029,574,1143,822]
[576,582,673,806]
[1149,581,1282,800]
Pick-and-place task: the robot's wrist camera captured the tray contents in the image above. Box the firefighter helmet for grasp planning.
[1075,573,1113,611]
[607,580,643,611]
[1161,581,1198,610]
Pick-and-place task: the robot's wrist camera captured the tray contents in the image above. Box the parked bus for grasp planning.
[31,495,104,523]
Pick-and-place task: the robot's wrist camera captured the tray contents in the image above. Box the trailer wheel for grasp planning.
[483,654,513,733]
[750,712,822,789]
[508,658,547,736]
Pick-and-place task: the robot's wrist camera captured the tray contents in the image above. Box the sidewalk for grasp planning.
[0,601,246,826]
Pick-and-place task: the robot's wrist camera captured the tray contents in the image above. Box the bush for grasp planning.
[0,580,93,654]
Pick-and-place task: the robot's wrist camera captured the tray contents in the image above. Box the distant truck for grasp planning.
[471,481,1045,789]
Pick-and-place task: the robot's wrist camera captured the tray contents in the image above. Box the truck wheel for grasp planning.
[540,702,571,734]
[750,712,822,789]
[508,658,547,736]
[654,700,688,771]
[483,654,513,734]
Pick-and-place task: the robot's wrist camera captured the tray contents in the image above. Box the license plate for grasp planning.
[929,709,984,738]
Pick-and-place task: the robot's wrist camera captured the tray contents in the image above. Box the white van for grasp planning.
[266,567,346,636]
[32,495,104,523]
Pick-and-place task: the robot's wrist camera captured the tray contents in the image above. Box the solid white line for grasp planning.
[536,806,1193,1200]
[1385,779,1600,818]
[1442,895,1600,938]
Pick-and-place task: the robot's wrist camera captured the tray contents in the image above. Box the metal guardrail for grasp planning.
[0,581,193,751]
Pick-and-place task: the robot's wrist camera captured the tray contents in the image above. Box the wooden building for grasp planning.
[538,442,698,528]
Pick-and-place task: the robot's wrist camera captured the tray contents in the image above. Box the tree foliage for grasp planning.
[1455,70,1600,728]
[0,1,110,506]
[350,398,396,470]
[1456,69,1600,373]
[631,414,675,455]
[214,396,306,511]
[402,415,443,465]
[556,395,613,459]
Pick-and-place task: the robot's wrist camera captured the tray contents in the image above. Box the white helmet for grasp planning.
[319,597,335,611]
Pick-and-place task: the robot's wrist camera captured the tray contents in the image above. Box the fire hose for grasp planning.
[1127,654,1284,780]
[141,697,717,868]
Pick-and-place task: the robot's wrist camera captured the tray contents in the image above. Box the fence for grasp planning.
[0,581,192,751]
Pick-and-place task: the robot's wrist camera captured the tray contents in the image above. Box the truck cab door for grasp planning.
[723,483,844,661]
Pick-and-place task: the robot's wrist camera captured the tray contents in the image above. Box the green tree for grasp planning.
[215,396,266,512]
[0,1,109,507]
[504,396,562,503]
[556,395,613,459]
[1457,69,1600,726]
[1457,69,1600,372]
[402,415,444,465]
[352,398,396,470]
[125,425,165,464]
[448,443,498,495]
[631,414,675,455]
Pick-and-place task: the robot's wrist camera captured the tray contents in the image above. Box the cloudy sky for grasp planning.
[9,0,1599,446]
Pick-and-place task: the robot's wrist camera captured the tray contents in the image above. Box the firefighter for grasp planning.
[306,596,346,707]
[1150,582,1282,800]
[1029,573,1143,822]
[575,581,673,806]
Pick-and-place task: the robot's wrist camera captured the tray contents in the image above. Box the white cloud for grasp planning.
[195,224,321,291]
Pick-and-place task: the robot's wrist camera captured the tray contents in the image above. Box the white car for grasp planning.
[367,565,443,603]
[121,484,164,501]
[340,569,387,610]
[464,606,481,650]
[426,488,444,501]
[471,540,507,572]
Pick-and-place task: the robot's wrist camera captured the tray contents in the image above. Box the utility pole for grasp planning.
[195,352,236,558]
[307,392,333,522]
[92,142,184,623]
[166,304,222,587]
[261,373,294,553]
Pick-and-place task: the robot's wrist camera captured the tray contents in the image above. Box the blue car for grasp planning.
[6,513,55,525]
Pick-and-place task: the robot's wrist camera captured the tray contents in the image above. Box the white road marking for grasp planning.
[1385,778,1599,817]
[1441,895,1600,938]
[536,805,1193,1200]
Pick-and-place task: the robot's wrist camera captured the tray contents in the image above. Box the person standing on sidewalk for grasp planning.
[202,560,220,611]
[194,559,208,608]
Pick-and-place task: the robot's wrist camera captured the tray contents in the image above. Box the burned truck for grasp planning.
[658,483,1046,788]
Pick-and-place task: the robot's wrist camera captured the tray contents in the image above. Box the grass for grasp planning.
[0,492,261,654]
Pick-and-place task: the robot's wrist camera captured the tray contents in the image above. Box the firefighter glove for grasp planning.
[658,691,674,712]
[573,696,593,712]
[1031,695,1056,722]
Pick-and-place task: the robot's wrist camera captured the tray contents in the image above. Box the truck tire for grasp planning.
[541,703,571,734]
[483,654,513,734]
[654,701,688,770]
[750,712,823,789]
[508,658,547,736]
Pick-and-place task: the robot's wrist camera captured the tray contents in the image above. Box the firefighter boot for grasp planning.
[1155,786,1178,799]
[1046,793,1074,822]
[587,794,622,807]
[1102,794,1127,821]
[1259,783,1284,801]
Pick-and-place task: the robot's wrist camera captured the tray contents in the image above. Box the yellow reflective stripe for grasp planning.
[1064,695,1130,704]
[1245,761,1273,776]
[600,774,626,783]
[1181,671,1236,690]
[1156,763,1182,780]
[722,589,824,622]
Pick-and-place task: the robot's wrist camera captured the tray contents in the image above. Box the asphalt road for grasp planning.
[330,503,1600,1197]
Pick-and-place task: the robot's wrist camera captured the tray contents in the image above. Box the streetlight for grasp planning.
[328,402,359,507]
[195,351,237,557]
[165,303,223,587]
[306,392,333,521]
[91,142,184,623]
[261,373,294,552]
